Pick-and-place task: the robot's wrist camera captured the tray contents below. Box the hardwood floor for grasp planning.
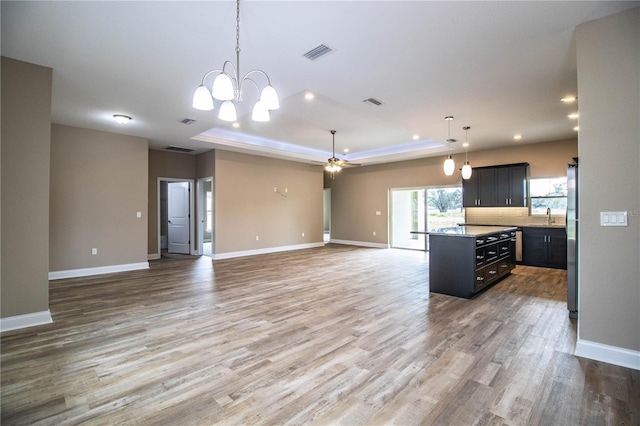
[1,244,638,425]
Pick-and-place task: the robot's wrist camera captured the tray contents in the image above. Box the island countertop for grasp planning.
[429,225,517,237]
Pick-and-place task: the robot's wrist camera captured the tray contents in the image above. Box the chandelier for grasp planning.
[192,0,279,122]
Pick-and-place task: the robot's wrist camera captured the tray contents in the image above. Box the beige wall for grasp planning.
[327,138,577,244]
[50,125,149,272]
[147,150,197,255]
[196,150,215,179]
[1,57,52,318]
[214,150,324,254]
[576,8,639,352]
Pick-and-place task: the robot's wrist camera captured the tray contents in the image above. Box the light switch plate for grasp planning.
[600,211,628,226]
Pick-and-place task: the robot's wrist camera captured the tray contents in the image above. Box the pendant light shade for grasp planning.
[461,162,472,179]
[212,72,235,101]
[444,156,455,176]
[218,100,237,121]
[252,100,270,122]
[192,85,214,110]
[260,85,280,110]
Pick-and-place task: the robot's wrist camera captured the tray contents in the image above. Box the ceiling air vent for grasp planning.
[180,118,196,125]
[302,44,335,61]
[166,146,194,153]
[362,97,384,106]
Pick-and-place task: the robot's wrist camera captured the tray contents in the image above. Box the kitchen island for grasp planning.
[429,226,517,298]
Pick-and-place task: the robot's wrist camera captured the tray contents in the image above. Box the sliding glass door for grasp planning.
[391,189,426,250]
[391,186,464,251]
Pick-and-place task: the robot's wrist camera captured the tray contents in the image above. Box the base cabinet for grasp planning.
[522,227,567,269]
[430,230,516,298]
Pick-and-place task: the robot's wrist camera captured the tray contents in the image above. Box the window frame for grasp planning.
[528,177,568,216]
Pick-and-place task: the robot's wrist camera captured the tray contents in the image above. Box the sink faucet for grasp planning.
[546,207,552,225]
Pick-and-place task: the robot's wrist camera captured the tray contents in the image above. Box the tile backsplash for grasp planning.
[465,207,566,227]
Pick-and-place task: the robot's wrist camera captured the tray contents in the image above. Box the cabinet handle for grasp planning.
[489,270,497,275]
[477,277,484,281]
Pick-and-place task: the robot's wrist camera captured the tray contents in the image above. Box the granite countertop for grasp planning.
[463,223,566,229]
[429,225,517,237]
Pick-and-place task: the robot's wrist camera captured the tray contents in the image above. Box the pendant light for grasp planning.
[461,126,472,180]
[443,116,455,176]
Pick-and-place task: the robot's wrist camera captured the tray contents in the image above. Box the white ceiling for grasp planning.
[2,1,638,166]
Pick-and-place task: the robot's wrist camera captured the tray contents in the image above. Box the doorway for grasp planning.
[158,178,195,256]
[323,188,331,243]
[197,177,214,257]
[390,186,464,251]
[390,188,427,250]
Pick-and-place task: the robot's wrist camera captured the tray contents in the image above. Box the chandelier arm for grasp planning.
[200,69,223,85]
[241,77,262,98]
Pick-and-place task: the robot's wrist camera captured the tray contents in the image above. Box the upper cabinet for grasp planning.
[463,163,529,207]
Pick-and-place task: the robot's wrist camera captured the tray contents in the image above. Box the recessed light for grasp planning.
[412,134,420,140]
[561,96,577,103]
[573,126,579,131]
[232,122,240,128]
[343,148,349,153]
[567,113,579,119]
[462,142,470,148]
[113,114,131,124]
[513,134,522,140]
[304,92,315,101]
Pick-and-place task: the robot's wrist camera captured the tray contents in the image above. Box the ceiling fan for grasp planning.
[324,130,359,179]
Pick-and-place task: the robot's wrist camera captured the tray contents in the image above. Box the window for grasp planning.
[529,177,567,215]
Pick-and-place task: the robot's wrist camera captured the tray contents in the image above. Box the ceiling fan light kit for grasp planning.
[192,0,279,122]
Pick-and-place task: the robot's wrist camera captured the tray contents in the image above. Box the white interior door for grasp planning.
[168,182,190,254]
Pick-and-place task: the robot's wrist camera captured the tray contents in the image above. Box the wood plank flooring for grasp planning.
[1,244,638,425]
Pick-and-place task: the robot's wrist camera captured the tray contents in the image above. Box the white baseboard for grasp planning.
[148,253,161,260]
[1,310,53,333]
[49,262,149,280]
[575,339,640,370]
[329,239,389,249]
[213,242,325,260]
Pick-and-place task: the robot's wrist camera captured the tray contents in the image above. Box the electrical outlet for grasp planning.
[373,231,376,236]
[301,232,305,237]
[256,235,259,241]
[91,248,98,255]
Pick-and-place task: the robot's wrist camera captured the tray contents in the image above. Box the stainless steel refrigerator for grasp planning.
[567,159,578,319]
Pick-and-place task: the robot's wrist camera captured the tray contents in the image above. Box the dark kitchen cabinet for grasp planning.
[522,227,567,269]
[430,228,517,298]
[463,163,528,207]
[496,164,527,206]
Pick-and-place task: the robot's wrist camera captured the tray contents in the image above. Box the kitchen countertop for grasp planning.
[462,223,566,229]
[429,225,517,237]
